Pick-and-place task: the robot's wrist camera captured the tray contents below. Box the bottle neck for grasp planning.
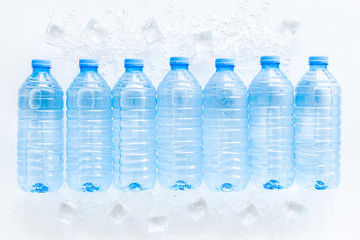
[171,64,189,70]
[32,67,50,73]
[216,66,234,71]
[125,66,144,72]
[80,66,99,72]
[261,63,280,69]
[310,64,328,70]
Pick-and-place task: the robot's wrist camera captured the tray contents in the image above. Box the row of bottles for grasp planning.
[17,56,341,193]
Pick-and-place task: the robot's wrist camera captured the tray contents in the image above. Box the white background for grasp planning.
[0,0,360,239]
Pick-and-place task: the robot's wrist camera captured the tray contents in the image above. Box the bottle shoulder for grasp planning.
[249,68,293,93]
[19,72,63,95]
[113,72,155,93]
[296,69,341,92]
[204,71,247,95]
[158,69,202,93]
[67,71,111,93]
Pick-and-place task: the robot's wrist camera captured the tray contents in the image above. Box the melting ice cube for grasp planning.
[147,215,168,233]
[107,201,130,224]
[238,204,260,227]
[57,202,78,225]
[141,18,163,43]
[187,198,208,222]
[284,201,307,221]
[84,18,106,44]
[279,16,301,36]
[45,23,65,46]
[195,31,213,54]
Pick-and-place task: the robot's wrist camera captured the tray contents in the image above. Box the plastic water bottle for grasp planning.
[203,58,249,191]
[17,60,64,193]
[248,56,295,190]
[157,57,203,190]
[295,56,341,190]
[112,59,157,191]
[66,59,112,192]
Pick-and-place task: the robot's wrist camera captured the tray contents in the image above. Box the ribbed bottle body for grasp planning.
[112,69,156,191]
[248,64,295,189]
[17,70,64,193]
[157,68,203,190]
[203,69,249,191]
[66,68,112,192]
[295,65,341,190]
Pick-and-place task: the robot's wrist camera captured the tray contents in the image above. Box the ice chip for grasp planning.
[45,23,65,46]
[284,201,307,221]
[107,200,130,224]
[187,198,208,222]
[141,18,163,43]
[84,18,106,44]
[147,215,168,233]
[279,16,301,36]
[195,31,213,54]
[238,204,260,227]
[57,202,78,225]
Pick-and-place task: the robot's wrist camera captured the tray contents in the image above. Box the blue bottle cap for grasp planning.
[260,56,280,64]
[32,59,51,68]
[124,58,144,67]
[215,58,235,67]
[309,56,328,65]
[79,59,99,67]
[170,57,189,65]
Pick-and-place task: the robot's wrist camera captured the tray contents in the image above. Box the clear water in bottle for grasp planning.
[157,57,203,190]
[112,59,157,191]
[248,56,295,190]
[203,58,249,191]
[295,56,341,190]
[66,59,112,192]
[17,60,64,193]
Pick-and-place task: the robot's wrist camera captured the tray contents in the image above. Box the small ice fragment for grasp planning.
[63,18,69,26]
[147,216,168,233]
[107,201,130,224]
[141,18,163,43]
[279,16,301,36]
[187,198,208,222]
[264,2,269,9]
[84,18,106,44]
[45,23,65,46]
[195,31,213,54]
[284,201,307,221]
[168,5,173,12]
[238,204,260,227]
[283,58,291,65]
[106,5,113,12]
[57,202,78,225]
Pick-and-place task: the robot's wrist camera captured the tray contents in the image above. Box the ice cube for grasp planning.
[279,16,301,36]
[238,204,260,227]
[84,18,106,44]
[45,23,65,46]
[107,201,130,224]
[284,201,307,221]
[195,31,213,54]
[57,202,78,225]
[187,198,208,222]
[141,18,163,43]
[147,216,168,233]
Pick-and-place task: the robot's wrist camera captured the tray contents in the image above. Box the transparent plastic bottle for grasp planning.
[66,59,112,192]
[295,56,341,190]
[112,59,157,191]
[203,58,249,191]
[248,56,295,190]
[157,57,203,190]
[17,60,64,193]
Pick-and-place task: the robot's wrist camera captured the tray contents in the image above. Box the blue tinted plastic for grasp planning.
[248,56,295,189]
[157,57,203,190]
[66,59,112,192]
[112,59,156,191]
[295,56,341,190]
[203,59,249,191]
[17,60,64,192]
